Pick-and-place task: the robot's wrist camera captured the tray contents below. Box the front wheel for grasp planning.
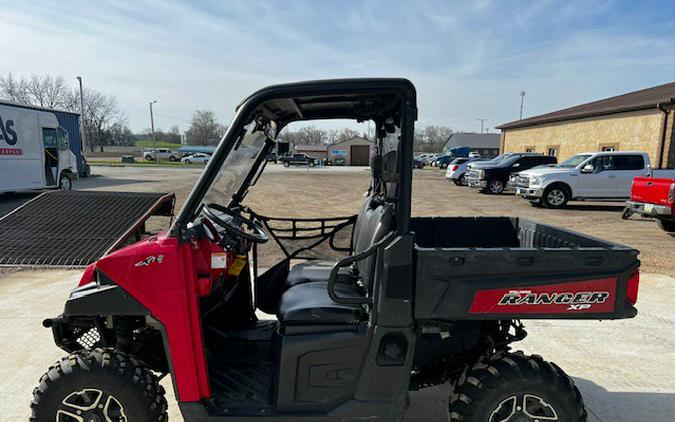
[440,162,448,169]
[308,161,316,167]
[169,156,177,162]
[543,185,570,209]
[283,161,290,167]
[31,348,168,422]
[657,219,675,232]
[487,178,505,194]
[59,174,72,191]
[449,351,587,422]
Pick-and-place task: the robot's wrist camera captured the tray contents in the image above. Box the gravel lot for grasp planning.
[7,164,667,274]
[1,164,673,421]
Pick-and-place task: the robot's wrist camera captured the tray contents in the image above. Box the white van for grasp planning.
[0,102,78,193]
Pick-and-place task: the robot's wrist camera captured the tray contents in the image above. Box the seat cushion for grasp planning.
[277,282,363,326]
[285,260,353,289]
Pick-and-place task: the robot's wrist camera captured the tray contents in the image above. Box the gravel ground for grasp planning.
[33,164,671,276]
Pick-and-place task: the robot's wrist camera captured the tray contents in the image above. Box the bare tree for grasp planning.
[414,125,454,152]
[281,126,327,146]
[73,88,126,152]
[187,110,222,146]
[27,74,70,109]
[0,72,30,104]
[326,128,360,144]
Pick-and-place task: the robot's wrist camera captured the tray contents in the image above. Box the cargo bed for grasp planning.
[411,217,639,320]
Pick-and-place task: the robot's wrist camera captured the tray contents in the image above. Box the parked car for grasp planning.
[468,152,481,158]
[279,152,317,167]
[181,153,210,164]
[624,176,675,232]
[445,157,485,185]
[433,147,472,168]
[466,153,557,194]
[413,156,425,169]
[144,148,179,162]
[515,151,674,208]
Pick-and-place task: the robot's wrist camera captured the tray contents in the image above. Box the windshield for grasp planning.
[488,154,510,164]
[558,154,591,168]
[203,121,269,206]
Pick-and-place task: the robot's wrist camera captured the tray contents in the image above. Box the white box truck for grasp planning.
[0,102,78,193]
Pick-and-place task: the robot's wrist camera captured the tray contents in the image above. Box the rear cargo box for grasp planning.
[411,217,639,320]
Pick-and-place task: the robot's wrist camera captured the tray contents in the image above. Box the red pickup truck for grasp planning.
[626,176,675,232]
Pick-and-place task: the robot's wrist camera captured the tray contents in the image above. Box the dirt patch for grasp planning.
[89,166,675,276]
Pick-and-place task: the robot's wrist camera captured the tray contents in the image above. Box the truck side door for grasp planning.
[613,154,649,198]
[579,155,616,198]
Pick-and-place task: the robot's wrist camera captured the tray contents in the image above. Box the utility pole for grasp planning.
[477,118,487,134]
[519,90,526,120]
[149,100,157,163]
[76,76,87,153]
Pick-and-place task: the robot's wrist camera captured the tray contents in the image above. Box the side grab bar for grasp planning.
[327,232,396,305]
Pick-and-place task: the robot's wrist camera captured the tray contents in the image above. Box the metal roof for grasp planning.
[294,144,328,152]
[498,81,675,130]
[0,99,80,116]
[444,132,500,150]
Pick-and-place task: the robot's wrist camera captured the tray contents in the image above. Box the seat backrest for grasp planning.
[351,193,374,250]
[353,202,393,291]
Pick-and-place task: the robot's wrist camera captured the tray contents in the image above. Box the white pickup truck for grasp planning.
[515,151,675,208]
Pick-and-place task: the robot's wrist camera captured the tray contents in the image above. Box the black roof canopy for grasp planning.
[237,78,417,126]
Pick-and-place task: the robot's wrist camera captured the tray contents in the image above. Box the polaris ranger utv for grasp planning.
[32,79,640,422]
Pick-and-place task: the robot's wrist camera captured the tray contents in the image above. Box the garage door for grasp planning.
[350,145,370,166]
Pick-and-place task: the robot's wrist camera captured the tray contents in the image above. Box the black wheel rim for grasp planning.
[57,388,127,422]
[489,394,559,422]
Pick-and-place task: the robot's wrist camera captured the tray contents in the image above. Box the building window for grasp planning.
[600,144,617,152]
[525,146,535,153]
[547,146,559,157]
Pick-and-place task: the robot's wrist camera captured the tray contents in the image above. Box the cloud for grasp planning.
[0,0,673,134]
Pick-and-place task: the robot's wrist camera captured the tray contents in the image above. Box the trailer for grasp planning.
[0,101,81,193]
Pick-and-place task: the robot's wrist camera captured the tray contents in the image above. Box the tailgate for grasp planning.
[631,177,674,206]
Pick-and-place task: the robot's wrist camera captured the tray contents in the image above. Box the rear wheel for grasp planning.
[283,161,290,167]
[449,351,587,422]
[31,348,167,422]
[452,179,462,186]
[308,161,316,167]
[440,162,448,169]
[543,185,569,209]
[487,178,504,194]
[657,219,675,232]
[459,174,468,186]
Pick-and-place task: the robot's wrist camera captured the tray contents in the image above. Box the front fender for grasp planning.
[63,280,149,317]
[542,179,574,197]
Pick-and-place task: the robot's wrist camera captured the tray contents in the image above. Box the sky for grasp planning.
[1,0,674,134]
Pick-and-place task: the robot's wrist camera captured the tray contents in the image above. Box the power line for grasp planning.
[476,118,487,134]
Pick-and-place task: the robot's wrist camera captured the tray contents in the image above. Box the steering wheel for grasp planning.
[201,203,269,243]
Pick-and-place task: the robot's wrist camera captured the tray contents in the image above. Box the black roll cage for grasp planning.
[170,78,418,241]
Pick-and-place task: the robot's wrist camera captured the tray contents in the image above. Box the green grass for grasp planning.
[134,139,181,149]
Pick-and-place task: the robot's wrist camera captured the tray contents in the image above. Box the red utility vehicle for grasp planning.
[625,176,675,232]
[32,79,640,422]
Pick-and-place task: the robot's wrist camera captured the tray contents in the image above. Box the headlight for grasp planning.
[530,176,544,185]
[478,169,485,178]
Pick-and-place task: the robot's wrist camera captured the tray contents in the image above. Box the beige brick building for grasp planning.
[497,81,675,169]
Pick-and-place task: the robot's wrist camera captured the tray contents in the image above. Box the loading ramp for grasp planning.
[0,190,174,266]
